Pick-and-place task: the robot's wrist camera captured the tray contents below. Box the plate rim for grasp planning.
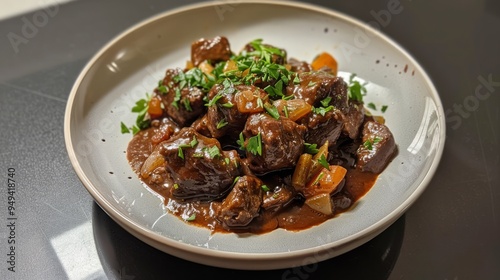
[64,0,446,269]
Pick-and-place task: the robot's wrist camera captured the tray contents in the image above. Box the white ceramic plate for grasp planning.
[64,1,445,270]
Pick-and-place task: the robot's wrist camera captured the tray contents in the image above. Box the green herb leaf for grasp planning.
[120,122,130,134]
[206,92,223,107]
[363,140,373,150]
[318,154,329,169]
[381,105,388,113]
[247,132,262,156]
[189,136,198,147]
[182,98,192,111]
[347,73,367,102]
[307,81,317,87]
[178,147,185,159]
[186,213,196,221]
[172,88,181,109]
[221,102,234,108]
[157,85,168,94]
[304,143,319,154]
[236,132,246,151]
[216,118,228,129]
[264,103,280,120]
[367,102,376,110]
[205,145,221,159]
[320,97,332,107]
[131,99,148,113]
[131,126,140,135]
[312,105,335,116]
[261,185,270,192]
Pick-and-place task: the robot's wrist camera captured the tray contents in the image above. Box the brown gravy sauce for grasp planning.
[127,127,378,234]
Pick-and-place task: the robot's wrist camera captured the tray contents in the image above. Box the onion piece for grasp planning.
[140,150,165,179]
[305,193,333,215]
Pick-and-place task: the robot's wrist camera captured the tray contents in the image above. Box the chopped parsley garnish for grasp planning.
[120,122,130,134]
[182,98,192,111]
[311,172,324,186]
[177,136,198,159]
[174,67,213,92]
[221,102,234,108]
[206,79,235,107]
[216,118,228,129]
[178,148,185,159]
[307,81,317,87]
[304,143,319,154]
[121,93,152,134]
[381,105,388,113]
[193,146,221,159]
[347,73,367,102]
[264,103,280,120]
[232,176,240,187]
[236,132,246,151]
[157,85,168,94]
[206,92,223,107]
[215,39,298,98]
[172,88,182,109]
[205,145,221,159]
[367,102,376,110]
[363,137,382,150]
[185,213,196,221]
[312,105,335,116]
[246,132,263,156]
[320,96,332,107]
[318,154,329,169]
[264,80,290,100]
[261,185,270,192]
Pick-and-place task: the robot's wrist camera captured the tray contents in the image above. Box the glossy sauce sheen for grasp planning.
[127,127,378,234]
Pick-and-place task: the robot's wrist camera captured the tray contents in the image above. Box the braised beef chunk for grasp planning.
[243,113,307,175]
[206,84,266,139]
[287,58,312,73]
[356,121,397,173]
[159,68,206,126]
[191,36,232,67]
[157,127,241,200]
[301,110,343,146]
[338,101,365,139]
[262,184,295,212]
[286,71,348,107]
[217,175,263,229]
[190,114,212,137]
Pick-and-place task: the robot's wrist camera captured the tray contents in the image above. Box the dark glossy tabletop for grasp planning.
[0,0,499,279]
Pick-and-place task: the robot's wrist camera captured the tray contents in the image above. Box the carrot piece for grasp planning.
[303,165,347,198]
[311,52,338,75]
[148,96,163,119]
